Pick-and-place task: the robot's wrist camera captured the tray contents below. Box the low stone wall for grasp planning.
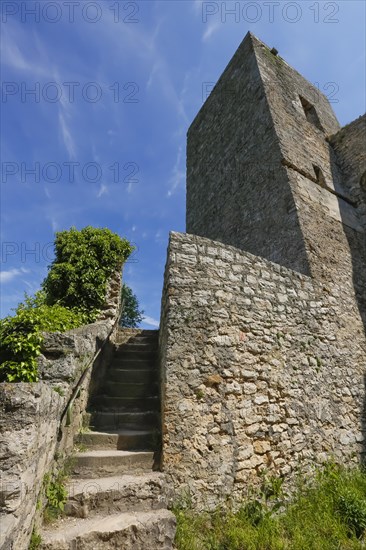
[0,321,116,550]
[159,232,366,509]
[0,270,122,549]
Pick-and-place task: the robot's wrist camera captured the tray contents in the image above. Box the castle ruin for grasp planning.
[1,32,366,548]
[159,32,366,507]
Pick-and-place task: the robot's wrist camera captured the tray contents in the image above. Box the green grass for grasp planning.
[173,463,366,549]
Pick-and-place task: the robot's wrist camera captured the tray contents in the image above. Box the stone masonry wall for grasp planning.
[160,232,366,509]
[0,322,115,550]
[186,33,312,277]
[0,270,122,550]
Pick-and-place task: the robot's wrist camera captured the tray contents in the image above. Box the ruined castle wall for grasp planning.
[186,33,311,276]
[0,270,122,550]
[160,232,366,509]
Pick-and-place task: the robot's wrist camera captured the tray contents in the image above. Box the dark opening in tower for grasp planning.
[313,165,326,187]
[299,96,324,131]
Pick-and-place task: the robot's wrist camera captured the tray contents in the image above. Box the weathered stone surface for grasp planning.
[159,232,366,509]
[39,509,176,549]
[186,31,366,333]
[0,383,65,549]
[65,472,168,518]
[0,272,122,549]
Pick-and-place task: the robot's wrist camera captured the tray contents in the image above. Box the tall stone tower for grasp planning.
[186,33,366,321]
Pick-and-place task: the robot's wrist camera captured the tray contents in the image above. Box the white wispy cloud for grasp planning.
[58,112,76,159]
[0,268,29,283]
[97,14,189,124]
[142,315,159,328]
[97,184,108,198]
[167,145,185,197]
[1,22,54,78]
[202,21,221,42]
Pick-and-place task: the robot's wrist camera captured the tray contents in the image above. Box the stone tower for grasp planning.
[159,34,366,507]
[186,32,366,321]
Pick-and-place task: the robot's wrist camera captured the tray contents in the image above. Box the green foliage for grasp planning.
[42,226,133,318]
[174,464,366,550]
[29,530,42,549]
[1,227,133,383]
[119,283,144,328]
[0,292,84,382]
[239,471,287,527]
[42,470,68,523]
[53,386,65,397]
[337,489,366,538]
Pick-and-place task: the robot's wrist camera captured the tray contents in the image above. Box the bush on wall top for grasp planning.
[42,226,133,318]
[0,226,133,382]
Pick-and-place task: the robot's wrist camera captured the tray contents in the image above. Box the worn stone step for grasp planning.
[102,381,159,398]
[75,430,157,451]
[118,342,158,353]
[116,329,158,336]
[114,338,158,350]
[89,410,159,431]
[91,395,160,412]
[65,472,168,518]
[110,357,158,370]
[115,329,159,344]
[107,368,159,384]
[114,349,158,361]
[71,450,154,478]
[40,508,176,549]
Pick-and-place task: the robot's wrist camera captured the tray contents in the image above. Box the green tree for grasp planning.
[119,284,144,328]
[42,226,133,320]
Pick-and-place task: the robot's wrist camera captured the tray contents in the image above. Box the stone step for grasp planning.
[88,411,159,431]
[115,329,159,343]
[107,368,159,384]
[40,508,176,549]
[91,395,160,412]
[116,329,158,336]
[102,381,159,398]
[114,338,158,350]
[75,430,157,451]
[113,349,158,361]
[118,342,158,353]
[110,357,159,370]
[71,450,154,478]
[65,473,168,518]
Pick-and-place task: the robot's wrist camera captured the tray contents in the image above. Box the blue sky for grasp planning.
[1,0,365,326]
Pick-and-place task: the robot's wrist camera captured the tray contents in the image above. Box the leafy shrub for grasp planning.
[0,293,84,382]
[1,227,133,382]
[42,226,133,318]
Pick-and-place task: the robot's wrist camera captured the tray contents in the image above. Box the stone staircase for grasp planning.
[40,330,176,549]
